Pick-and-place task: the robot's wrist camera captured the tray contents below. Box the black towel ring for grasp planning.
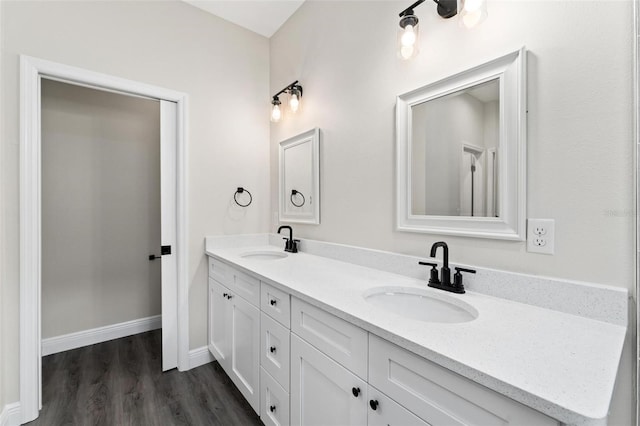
[290,189,306,207]
[234,187,252,207]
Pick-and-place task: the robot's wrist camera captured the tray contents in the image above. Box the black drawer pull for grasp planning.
[270,405,276,413]
[352,387,360,397]
[270,346,276,353]
[369,400,379,410]
[270,299,277,306]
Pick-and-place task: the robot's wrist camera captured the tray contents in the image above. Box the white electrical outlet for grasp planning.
[527,219,555,254]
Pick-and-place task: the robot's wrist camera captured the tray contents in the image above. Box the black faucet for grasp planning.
[277,225,299,253]
[418,241,475,294]
[430,241,451,286]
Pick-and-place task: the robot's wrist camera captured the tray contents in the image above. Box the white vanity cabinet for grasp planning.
[291,334,368,426]
[290,298,368,379]
[260,282,292,426]
[367,385,429,426]
[207,254,565,426]
[207,258,260,413]
[369,335,559,426]
[290,298,370,426]
[290,332,427,426]
[208,280,230,370]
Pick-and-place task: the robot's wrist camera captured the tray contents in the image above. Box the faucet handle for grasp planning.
[282,237,291,251]
[453,267,475,292]
[419,261,440,284]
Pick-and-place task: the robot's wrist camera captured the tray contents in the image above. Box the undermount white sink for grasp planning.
[363,286,478,324]
[240,250,288,260]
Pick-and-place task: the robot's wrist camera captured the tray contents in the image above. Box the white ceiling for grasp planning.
[182,0,305,38]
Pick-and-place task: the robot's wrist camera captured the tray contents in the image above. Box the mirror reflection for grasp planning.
[283,141,313,215]
[411,79,499,217]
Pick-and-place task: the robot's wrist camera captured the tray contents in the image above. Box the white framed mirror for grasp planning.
[279,128,320,224]
[396,48,526,240]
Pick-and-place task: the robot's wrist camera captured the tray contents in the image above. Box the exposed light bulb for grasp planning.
[290,93,300,113]
[401,24,416,47]
[270,103,281,122]
[459,0,487,28]
[398,14,419,60]
[400,45,415,60]
[462,0,483,12]
[461,11,482,28]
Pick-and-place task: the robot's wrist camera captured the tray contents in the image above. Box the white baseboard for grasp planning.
[42,315,162,356]
[189,346,215,369]
[0,402,21,426]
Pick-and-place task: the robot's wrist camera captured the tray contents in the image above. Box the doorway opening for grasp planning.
[40,78,164,357]
[20,56,189,424]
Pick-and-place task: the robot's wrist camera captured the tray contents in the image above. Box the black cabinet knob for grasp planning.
[270,346,276,353]
[222,293,228,298]
[270,405,276,413]
[270,299,277,306]
[369,400,379,410]
[351,387,360,397]
[226,294,233,300]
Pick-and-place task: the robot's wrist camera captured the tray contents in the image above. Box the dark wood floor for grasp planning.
[28,330,262,426]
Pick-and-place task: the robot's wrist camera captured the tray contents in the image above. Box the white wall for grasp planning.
[41,79,161,338]
[1,0,270,404]
[270,1,634,424]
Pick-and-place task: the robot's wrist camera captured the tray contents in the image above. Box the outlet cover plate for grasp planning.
[527,219,555,255]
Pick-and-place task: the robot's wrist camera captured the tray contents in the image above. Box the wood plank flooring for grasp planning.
[27,330,262,426]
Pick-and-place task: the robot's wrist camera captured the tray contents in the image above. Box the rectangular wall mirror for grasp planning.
[397,48,526,240]
[279,128,320,224]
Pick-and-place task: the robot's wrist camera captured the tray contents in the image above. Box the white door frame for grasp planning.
[634,0,640,424]
[19,55,190,424]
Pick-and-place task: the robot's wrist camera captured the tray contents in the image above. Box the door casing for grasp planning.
[19,55,190,424]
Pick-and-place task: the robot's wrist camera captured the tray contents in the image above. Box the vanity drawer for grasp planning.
[291,297,367,379]
[368,335,558,426]
[208,256,228,284]
[261,312,290,391]
[261,282,291,328]
[260,367,290,426]
[227,267,261,307]
[367,385,429,426]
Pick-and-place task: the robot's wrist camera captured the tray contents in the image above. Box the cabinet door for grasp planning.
[291,334,367,426]
[261,367,290,426]
[367,385,429,426]
[291,298,368,379]
[229,292,261,413]
[208,279,230,371]
[261,312,290,391]
[369,335,558,426]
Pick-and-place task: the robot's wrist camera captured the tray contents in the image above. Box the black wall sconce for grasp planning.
[398,0,487,60]
[271,80,303,123]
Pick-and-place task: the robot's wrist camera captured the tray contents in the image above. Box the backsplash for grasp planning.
[205,234,628,326]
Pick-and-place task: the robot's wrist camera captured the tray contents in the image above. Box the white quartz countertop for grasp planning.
[205,245,626,426]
